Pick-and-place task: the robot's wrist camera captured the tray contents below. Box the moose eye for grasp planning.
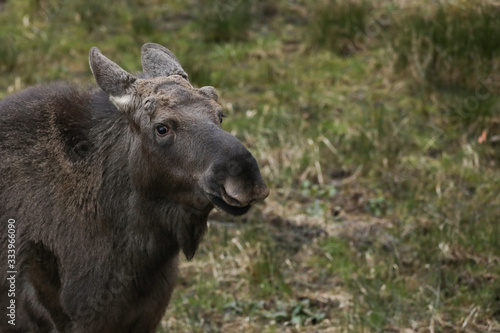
[156,125,169,136]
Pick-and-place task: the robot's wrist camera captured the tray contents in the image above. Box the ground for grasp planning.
[0,0,499,332]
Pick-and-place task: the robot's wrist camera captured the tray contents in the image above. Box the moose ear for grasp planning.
[89,47,136,98]
[141,43,188,80]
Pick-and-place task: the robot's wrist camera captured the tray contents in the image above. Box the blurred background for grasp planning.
[1,0,499,332]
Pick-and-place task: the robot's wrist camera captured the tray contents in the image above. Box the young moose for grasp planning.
[0,43,269,332]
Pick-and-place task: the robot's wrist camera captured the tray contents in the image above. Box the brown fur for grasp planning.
[0,44,268,332]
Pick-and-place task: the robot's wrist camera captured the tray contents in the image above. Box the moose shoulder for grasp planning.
[0,43,269,333]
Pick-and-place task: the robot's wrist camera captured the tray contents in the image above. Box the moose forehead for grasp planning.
[132,76,222,119]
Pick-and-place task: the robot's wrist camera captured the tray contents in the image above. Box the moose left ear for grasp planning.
[141,43,189,80]
[89,47,137,98]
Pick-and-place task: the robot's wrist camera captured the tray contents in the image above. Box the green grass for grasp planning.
[307,0,375,54]
[1,0,499,331]
[392,1,500,92]
[194,0,254,43]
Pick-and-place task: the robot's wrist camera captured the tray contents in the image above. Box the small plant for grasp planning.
[299,180,337,216]
[264,299,326,326]
[367,195,386,217]
[300,180,337,198]
[224,299,264,316]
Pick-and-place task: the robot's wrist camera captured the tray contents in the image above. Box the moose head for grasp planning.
[89,43,269,221]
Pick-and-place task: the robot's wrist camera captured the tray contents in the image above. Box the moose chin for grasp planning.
[0,43,269,333]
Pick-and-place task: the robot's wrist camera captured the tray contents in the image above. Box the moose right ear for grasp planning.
[89,47,136,98]
[141,43,188,80]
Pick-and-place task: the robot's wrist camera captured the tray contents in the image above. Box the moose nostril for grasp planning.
[220,186,245,207]
[220,182,270,208]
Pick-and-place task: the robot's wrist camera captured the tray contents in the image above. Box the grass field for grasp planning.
[1,0,499,332]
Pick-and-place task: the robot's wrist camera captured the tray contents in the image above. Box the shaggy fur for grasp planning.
[0,44,268,332]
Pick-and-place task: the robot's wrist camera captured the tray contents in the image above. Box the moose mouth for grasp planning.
[206,189,252,216]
